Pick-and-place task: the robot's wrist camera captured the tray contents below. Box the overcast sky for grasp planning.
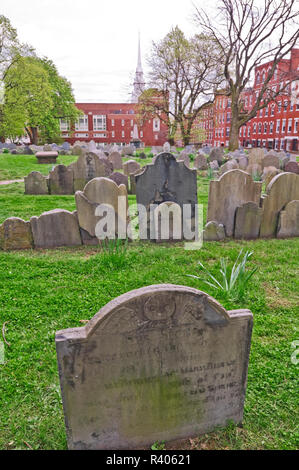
[1,0,202,103]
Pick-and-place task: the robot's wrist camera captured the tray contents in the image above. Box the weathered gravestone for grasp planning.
[49,165,74,195]
[108,152,123,170]
[277,200,299,239]
[69,153,106,192]
[234,202,263,240]
[202,221,226,241]
[109,172,128,190]
[135,153,197,240]
[284,161,299,175]
[208,147,224,164]
[123,160,141,176]
[194,154,208,170]
[207,170,262,237]
[262,154,280,169]
[260,173,299,238]
[0,217,33,250]
[55,284,253,450]
[75,177,129,244]
[24,171,49,195]
[30,209,82,249]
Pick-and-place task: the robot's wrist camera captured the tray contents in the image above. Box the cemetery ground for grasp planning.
[0,153,298,450]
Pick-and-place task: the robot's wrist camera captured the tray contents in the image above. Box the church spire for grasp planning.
[132,33,145,103]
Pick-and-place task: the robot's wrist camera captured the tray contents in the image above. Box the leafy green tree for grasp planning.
[3,56,81,144]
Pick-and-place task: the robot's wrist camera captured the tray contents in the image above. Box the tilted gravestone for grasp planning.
[135,153,197,240]
[260,173,299,238]
[49,165,74,195]
[194,154,208,170]
[277,200,299,239]
[55,284,253,450]
[207,170,262,237]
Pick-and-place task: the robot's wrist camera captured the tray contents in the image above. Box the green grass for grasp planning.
[0,154,298,450]
[0,154,78,181]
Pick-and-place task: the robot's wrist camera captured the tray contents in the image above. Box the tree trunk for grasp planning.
[228,115,240,151]
[31,127,38,145]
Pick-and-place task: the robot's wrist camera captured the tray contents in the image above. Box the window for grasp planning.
[264,123,267,134]
[75,115,88,131]
[226,127,230,137]
[276,120,280,132]
[259,109,263,117]
[248,127,250,137]
[253,123,257,133]
[258,123,262,134]
[256,72,260,84]
[131,120,134,127]
[282,119,286,132]
[288,119,292,132]
[75,133,88,138]
[249,95,253,107]
[265,106,269,117]
[227,112,230,122]
[112,131,115,138]
[121,119,125,126]
[111,119,115,126]
[153,118,160,132]
[278,102,281,112]
[121,130,125,138]
[295,119,299,133]
[269,122,274,134]
[271,105,275,116]
[243,126,246,137]
[59,119,69,131]
[283,100,288,112]
[140,131,143,138]
[93,133,106,138]
[93,115,106,131]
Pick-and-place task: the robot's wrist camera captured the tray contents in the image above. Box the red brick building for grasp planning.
[60,38,168,147]
[194,48,299,151]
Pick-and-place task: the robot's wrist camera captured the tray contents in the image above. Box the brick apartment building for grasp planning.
[193,48,299,151]
[60,38,168,147]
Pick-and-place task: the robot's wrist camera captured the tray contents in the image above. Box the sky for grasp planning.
[0,0,202,103]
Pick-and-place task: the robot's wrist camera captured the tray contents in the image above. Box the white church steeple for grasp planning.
[131,33,145,103]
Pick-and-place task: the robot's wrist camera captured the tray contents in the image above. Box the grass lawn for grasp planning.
[0,154,78,181]
[0,155,298,450]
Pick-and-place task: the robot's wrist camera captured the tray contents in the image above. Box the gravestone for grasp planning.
[108,152,123,170]
[75,177,128,242]
[30,209,82,249]
[208,148,224,164]
[277,200,299,239]
[262,154,280,169]
[260,173,299,238]
[220,160,239,175]
[109,172,129,190]
[163,142,171,152]
[284,161,299,174]
[203,221,226,241]
[69,153,106,192]
[135,153,197,240]
[49,165,74,195]
[55,284,253,450]
[234,202,263,240]
[0,217,33,251]
[123,160,141,176]
[207,170,262,237]
[178,154,190,168]
[194,154,208,170]
[24,171,49,195]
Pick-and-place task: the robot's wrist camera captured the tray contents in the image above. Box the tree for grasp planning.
[194,0,299,150]
[137,26,224,146]
[2,56,81,144]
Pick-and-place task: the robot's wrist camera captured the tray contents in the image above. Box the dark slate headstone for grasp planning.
[135,153,197,240]
[49,165,74,195]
